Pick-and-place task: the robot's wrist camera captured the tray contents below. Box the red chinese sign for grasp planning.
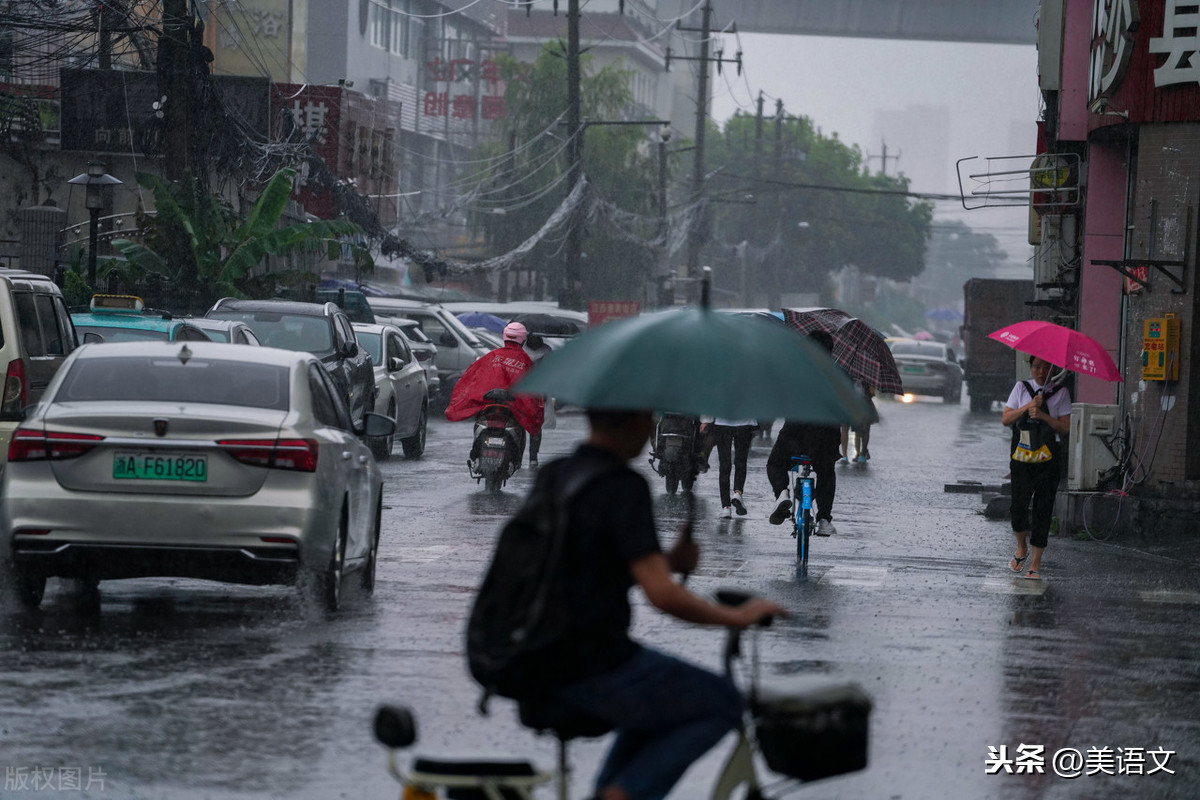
[422,57,505,120]
[588,301,641,327]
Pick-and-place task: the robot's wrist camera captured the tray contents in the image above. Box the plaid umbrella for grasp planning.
[782,307,904,394]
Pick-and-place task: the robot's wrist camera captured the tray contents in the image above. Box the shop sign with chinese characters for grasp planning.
[422,57,505,121]
[1089,0,1200,123]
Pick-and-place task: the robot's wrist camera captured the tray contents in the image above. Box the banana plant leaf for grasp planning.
[515,306,874,427]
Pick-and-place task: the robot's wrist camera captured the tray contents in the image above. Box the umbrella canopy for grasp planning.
[515,307,874,427]
[781,308,904,394]
[924,307,963,322]
[987,320,1122,381]
[455,311,508,334]
[509,312,582,336]
[912,330,935,341]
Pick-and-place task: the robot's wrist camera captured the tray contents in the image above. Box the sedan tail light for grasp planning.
[9,430,104,462]
[217,438,319,472]
[1,358,26,417]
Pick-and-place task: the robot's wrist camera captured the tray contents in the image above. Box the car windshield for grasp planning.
[891,341,947,358]
[74,325,169,342]
[56,356,290,410]
[356,331,382,365]
[210,311,333,356]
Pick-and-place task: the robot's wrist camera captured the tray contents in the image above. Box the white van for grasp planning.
[0,270,84,464]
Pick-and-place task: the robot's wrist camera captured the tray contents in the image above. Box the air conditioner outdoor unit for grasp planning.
[1067,403,1119,491]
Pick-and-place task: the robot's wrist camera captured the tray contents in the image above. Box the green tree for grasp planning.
[707,112,932,307]
[109,167,371,312]
[468,46,659,302]
[917,218,1008,310]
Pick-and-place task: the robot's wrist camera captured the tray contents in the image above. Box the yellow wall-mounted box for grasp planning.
[1141,314,1180,381]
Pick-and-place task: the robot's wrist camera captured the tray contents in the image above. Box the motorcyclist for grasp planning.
[445,322,544,469]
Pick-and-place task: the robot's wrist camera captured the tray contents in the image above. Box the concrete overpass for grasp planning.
[687,0,1041,45]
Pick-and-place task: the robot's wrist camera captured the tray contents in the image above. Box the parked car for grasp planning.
[887,337,964,403]
[316,288,376,323]
[71,294,211,344]
[0,341,394,611]
[366,297,490,408]
[383,317,440,397]
[186,318,263,345]
[206,298,374,424]
[0,269,86,467]
[352,322,429,460]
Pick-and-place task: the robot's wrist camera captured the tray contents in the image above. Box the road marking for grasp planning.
[1139,589,1200,605]
[821,565,888,587]
[982,576,1049,596]
[399,545,457,564]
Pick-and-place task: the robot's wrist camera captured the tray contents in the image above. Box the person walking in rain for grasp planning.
[699,417,757,518]
[1002,355,1070,580]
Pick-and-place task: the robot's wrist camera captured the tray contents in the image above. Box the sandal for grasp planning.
[1024,569,1042,580]
[1008,553,1028,572]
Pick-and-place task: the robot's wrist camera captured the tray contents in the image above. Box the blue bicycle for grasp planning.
[788,456,816,573]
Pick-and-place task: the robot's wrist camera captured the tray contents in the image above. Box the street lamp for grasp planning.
[68,163,122,286]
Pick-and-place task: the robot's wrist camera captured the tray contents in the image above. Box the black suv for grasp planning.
[206,298,374,424]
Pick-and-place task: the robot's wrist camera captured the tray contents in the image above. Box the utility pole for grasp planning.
[159,0,193,181]
[562,0,583,311]
[669,0,739,302]
[868,140,901,175]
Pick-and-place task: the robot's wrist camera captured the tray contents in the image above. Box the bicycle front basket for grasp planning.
[752,675,872,782]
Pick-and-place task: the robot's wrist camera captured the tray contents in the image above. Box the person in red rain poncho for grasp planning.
[445,321,545,466]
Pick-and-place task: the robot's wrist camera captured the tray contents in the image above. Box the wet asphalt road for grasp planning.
[2,394,1200,800]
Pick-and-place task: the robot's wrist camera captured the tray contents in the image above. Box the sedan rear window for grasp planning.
[57,357,290,410]
[209,311,334,356]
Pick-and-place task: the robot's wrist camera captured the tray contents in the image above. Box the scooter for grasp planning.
[648,412,701,495]
[470,389,526,492]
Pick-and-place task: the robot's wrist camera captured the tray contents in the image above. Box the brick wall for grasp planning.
[1126,123,1200,490]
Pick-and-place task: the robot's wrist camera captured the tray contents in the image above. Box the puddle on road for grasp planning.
[982,576,1049,596]
[398,545,458,564]
[1138,588,1200,605]
[819,565,889,588]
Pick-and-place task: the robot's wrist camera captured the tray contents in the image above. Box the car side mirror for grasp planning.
[438,332,458,348]
[414,350,432,362]
[342,341,359,358]
[361,411,396,439]
[82,331,105,344]
[388,356,406,371]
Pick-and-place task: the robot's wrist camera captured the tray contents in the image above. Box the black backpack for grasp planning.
[466,455,615,701]
[1010,381,1062,464]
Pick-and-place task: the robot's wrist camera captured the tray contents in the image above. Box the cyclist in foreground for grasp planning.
[528,408,786,800]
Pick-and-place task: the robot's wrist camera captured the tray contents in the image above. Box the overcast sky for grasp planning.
[707,33,1041,270]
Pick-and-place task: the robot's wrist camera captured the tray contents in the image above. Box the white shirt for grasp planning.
[1006,379,1072,419]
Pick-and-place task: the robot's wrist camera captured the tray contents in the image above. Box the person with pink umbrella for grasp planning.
[989,320,1120,580]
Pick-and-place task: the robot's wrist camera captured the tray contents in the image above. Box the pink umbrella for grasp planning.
[912,330,934,341]
[987,320,1122,382]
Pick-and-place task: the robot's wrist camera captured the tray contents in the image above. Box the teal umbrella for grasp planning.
[516,275,873,427]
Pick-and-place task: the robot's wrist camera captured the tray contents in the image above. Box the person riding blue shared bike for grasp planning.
[525,409,786,800]
[766,331,842,536]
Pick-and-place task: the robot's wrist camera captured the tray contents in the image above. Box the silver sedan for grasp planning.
[0,341,393,612]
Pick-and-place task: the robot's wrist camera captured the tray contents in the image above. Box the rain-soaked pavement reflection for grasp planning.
[2,393,1199,799]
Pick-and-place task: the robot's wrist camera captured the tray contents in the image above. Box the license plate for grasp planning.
[113,453,208,482]
[902,365,925,374]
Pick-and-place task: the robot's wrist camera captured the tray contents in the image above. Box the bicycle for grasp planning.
[788,456,816,574]
[372,590,871,800]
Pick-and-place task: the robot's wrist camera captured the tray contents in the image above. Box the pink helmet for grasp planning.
[502,321,528,344]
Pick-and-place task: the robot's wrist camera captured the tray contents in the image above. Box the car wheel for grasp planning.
[360,495,382,595]
[665,473,679,495]
[1,565,46,610]
[302,507,347,613]
[943,383,960,404]
[370,400,396,461]
[401,405,427,459]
